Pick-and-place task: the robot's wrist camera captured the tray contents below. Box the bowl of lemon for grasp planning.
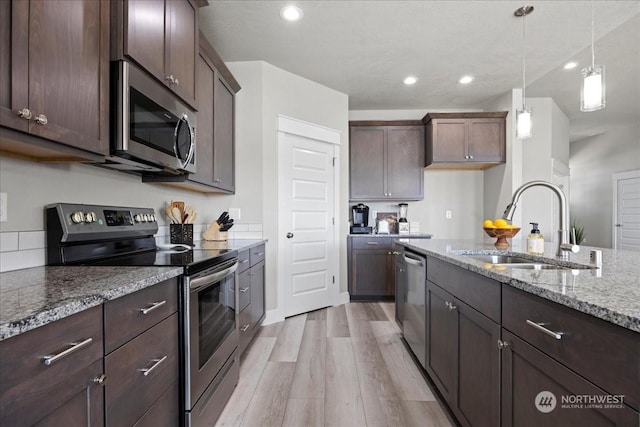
[483,219,520,249]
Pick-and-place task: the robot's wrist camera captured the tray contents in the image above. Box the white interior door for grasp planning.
[278,116,340,318]
[613,170,640,251]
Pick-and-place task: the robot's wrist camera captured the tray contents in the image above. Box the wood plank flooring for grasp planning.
[216,302,455,427]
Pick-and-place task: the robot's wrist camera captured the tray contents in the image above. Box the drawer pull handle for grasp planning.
[526,320,563,340]
[240,324,250,332]
[241,259,249,264]
[140,355,168,376]
[93,374,107,386]
[256,252,265,256]
[140,300,166,315]
[43,338,93,365]
[239,287,249,293]
[445,301,457,311]
[366,242,379,245]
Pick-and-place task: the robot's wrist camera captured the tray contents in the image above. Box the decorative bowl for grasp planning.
[483,227,521,249]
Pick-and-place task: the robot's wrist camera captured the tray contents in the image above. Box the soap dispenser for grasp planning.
[527,223,544,255]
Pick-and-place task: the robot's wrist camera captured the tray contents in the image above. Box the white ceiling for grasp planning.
[200,1,640,142]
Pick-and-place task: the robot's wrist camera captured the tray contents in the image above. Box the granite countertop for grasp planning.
[397,238,640,333]
[0,266,183,341]
[0,239,267,341]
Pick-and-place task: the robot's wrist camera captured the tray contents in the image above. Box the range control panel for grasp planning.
[46,203,159,242]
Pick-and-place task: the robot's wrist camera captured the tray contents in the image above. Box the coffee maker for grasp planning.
[351,203,372,234]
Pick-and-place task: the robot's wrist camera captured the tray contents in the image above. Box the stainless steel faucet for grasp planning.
[502,180,579,259]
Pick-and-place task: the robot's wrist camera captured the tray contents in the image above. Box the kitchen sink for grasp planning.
[463,254,586,270]
[467,255,533,264]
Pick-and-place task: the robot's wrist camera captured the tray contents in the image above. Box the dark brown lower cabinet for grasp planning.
[348,237,395,300]
[238,244,266,355]
[426,281,500,427]
[501,330,639,426]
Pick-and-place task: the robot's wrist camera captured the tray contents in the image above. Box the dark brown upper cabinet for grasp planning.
[143,32,240,193]
[349,121,424,201]
[0,0,110,160]
[422,112,508,169]
[112,0,198,108]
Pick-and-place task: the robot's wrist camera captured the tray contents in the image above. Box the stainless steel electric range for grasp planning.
[46,203,239,426]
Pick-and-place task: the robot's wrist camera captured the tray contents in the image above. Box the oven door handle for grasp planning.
[189,262,238,292]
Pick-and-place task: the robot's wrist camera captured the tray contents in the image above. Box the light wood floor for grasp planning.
[215,302,456,427]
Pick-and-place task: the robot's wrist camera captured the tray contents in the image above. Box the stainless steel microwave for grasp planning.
[110,61,196,174]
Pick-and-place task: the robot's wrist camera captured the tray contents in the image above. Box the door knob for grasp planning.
[286,232,294,238]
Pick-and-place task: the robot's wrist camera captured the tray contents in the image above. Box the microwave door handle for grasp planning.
[189,262,238,292]
[174,114,195,169]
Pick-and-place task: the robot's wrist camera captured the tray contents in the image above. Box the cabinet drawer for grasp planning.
[503,286,640,410]
[104,278,178,353]
[351,237,393,250]
[133,380,179,427]
[238,307,253,353]
[238,249,251,273]
[105,313,179,426]
[237,269,251,312]
[427,256,500,322]
[0,306,103,426]
[250,244,266,266]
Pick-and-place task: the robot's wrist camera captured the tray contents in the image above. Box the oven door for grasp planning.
[184,258,238,410]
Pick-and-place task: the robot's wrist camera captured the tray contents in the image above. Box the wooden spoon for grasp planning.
[172,207,182,224]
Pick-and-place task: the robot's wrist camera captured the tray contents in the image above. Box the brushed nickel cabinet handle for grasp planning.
[214,178,221,183]
[140,300,166,315]
[17,108,32,119]
[241,259,249,264]
[140,355,168,376]
[366,242,379,245]
[34,114,48,125]
[93,374,107,386]
[445,301,457,311]
[239,287,249,293]
[43,338,93,365]
[240,324,250,332]
[526,320,563,340]
[497,340,510,349]
[256,252,265,256]
[174,77,179,86]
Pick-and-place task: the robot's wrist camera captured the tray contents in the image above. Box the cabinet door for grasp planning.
[386,126,424,200]
[125,0,166,83]
[467,118,505,162]
[349,126,386,200]
[431,119,467,162]
[426,282,457,403]
[0,0,28,133]
[213,70,236,192]
[250,260,266,330]
[191,51,215,186]
[167,0,197,105]
[501,330,639,427]
[27,0,109,155]
[457,299,501,427]
[350,249,393,298]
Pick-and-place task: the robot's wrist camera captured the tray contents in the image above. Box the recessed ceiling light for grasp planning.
[563,61,578,70]
[280,5,303,22]
[403,76,418,85]
[458,75,474,84]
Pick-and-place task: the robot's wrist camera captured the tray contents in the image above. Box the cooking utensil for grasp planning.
[165,206,177,223]
[172,207,183,224]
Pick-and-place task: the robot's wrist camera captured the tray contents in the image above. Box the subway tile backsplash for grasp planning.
[0,224,263,272]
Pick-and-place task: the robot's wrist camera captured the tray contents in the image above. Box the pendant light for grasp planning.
[515,5,534,139]
[581,1,605,111]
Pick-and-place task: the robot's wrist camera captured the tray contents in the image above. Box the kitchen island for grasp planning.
[395,238,639,427]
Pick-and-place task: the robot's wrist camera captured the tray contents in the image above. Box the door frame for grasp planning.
[276,114,341,320]
[612,169,640,249]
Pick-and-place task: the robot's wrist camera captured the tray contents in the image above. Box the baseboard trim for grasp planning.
[261,308,284,326]
[335,291,350,306]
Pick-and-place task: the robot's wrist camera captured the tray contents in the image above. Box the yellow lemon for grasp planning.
[494,219,509,228]
[483,219,495,228]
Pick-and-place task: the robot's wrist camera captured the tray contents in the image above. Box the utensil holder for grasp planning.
[170,224,194,245]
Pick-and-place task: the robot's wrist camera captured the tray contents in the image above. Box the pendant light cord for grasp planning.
[522,9,527,107]
[590,0,595,67]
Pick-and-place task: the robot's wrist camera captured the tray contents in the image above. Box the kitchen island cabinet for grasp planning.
[0,0,110,161]
[349,122,424,201]
[422,112,507,169]
[113,0,199,108]
[238,244,266,355]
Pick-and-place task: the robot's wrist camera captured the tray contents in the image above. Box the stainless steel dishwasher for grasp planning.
[402,248,427,368]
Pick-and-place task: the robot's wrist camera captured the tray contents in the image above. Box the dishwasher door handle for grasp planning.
[403,254,424,267]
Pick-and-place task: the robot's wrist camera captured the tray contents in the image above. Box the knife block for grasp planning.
[203,221,228,241]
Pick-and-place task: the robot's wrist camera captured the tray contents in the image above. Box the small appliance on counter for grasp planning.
[351,203,372,234]
[398,203,410,234]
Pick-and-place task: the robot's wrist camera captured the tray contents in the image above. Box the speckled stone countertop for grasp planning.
[397,238,640,333]
[0,266,183,341]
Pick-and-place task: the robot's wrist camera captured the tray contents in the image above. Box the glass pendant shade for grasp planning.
[581,64,605,111]
[516,106,532,139]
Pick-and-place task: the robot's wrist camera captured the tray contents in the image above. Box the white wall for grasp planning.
[227,61,349,315]
[570,123,640,248]
[349,109,484,240]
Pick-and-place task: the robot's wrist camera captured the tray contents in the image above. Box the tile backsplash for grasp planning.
[0,223,263,273]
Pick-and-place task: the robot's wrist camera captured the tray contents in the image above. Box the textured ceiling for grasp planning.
[200,1,640,142]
